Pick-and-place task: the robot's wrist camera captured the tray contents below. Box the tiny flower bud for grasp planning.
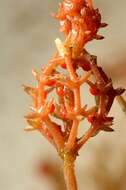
[45,80,56,86]
[60,62,67,69]
[89,87,100,96]
[87,115,96,123]
[56,86,65,96]
[82,62,91,71]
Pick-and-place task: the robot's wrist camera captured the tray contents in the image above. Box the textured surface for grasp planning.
[0,0,126,190]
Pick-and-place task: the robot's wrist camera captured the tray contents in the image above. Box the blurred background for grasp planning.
[0,0,126,190]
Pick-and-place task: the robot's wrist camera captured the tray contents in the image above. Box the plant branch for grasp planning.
[45,117,64,151]
[77,125,98,151]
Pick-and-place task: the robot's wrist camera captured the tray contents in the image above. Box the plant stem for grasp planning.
[66,119,79,151]
[63,153,78,190]
[65,56,78,82]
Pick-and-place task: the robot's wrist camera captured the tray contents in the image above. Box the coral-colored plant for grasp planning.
[23,1,125,190]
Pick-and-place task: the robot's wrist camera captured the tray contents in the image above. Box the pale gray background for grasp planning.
[0,0,126,190]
